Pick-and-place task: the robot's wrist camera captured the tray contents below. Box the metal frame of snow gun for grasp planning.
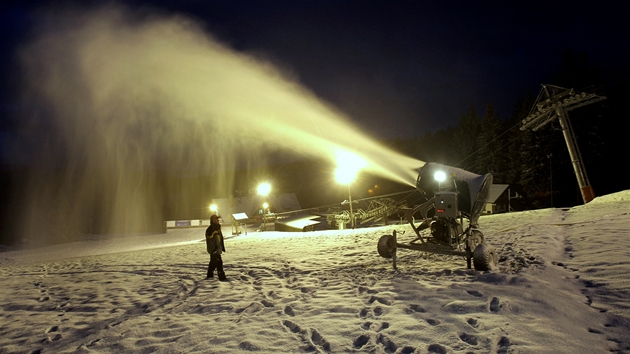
[377,163,498,271]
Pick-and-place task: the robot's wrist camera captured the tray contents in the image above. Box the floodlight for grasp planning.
[257,182,271,196]
[334,149,367,229]
[209,204,218,215]
[434,171,446,182]
[334,166,358,185]
[334,149,366,185]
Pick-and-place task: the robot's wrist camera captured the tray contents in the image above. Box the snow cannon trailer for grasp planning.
[377,162,497,271]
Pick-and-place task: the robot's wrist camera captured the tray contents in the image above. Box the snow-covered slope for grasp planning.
[1,191,628,353]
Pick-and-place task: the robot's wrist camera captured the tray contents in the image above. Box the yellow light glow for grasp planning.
[257,182,271,196]
[334,150,367,185]
[209,204,217,213]
[434,171,446,182]
[262,202,269,209]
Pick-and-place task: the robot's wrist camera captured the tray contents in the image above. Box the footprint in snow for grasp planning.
[353,334,370,349]
[45,326,59,333]
[282,319,302,333]
[358,286,378,295]
[239,341,261,351]
[498,336,511,354]
[376,322,389,331]
[377,333,397,352]
[467,318,480,328]
[398,346,416,354]
[310,329,331,351]
[359,308,370,318]
[47,333,62,342]
[427,343,447,354]
[459,332,478,345]
[467,290,483,297]
[489,297,501,312]
[426,319,440,326]
[405,304,427,313]
[367,295,392,306]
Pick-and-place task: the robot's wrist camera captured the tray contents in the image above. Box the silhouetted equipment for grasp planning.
[377,163,497,271]
[521,84,606,204]
[327,197,402,229]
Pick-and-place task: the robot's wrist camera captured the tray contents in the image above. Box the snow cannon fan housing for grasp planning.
[415,163,493,225]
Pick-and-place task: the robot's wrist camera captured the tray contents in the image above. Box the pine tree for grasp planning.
[452,105,481,171]
[504,93,556,209]
[475,103,506,180]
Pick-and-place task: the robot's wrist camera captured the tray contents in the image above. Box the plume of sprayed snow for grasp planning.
[14,4,424,243]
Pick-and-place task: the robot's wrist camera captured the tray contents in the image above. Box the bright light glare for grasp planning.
[257,182,271,196]
[209,204,217,212]
[335,150,367,185]
[434,171,446,182]
[262,202,269,209]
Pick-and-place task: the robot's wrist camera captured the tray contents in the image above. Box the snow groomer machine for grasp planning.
[378,162,497,271]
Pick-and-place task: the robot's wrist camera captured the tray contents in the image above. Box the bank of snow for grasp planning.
[0,191,629,353]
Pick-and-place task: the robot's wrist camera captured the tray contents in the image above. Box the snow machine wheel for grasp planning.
[473,243,497,271]
[377,234,396,259]
[468,230,484,251]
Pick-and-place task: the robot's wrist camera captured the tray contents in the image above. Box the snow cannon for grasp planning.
[415,162,493,226]
[377,162,497,271]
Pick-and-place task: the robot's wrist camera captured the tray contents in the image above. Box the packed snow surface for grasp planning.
[1,191,629,353]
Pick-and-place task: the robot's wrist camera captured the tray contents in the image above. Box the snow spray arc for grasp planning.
[15,5,424,242]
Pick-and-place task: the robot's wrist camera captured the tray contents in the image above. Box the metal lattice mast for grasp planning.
[521,84,606,204]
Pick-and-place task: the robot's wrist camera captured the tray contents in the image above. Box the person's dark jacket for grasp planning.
[205,223,226,255]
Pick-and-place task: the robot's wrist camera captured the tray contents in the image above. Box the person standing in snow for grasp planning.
[205,214,226,281]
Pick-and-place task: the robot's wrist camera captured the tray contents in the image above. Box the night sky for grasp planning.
[1,0,629,139]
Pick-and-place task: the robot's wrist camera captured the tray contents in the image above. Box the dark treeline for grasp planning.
[382,50,627,210]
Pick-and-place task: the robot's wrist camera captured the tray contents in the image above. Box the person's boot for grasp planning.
[218,270,226,281]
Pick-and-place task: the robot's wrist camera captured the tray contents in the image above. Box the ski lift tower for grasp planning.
[520,84,606,204]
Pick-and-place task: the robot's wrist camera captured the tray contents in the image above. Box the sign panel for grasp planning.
[232,213,249,221]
